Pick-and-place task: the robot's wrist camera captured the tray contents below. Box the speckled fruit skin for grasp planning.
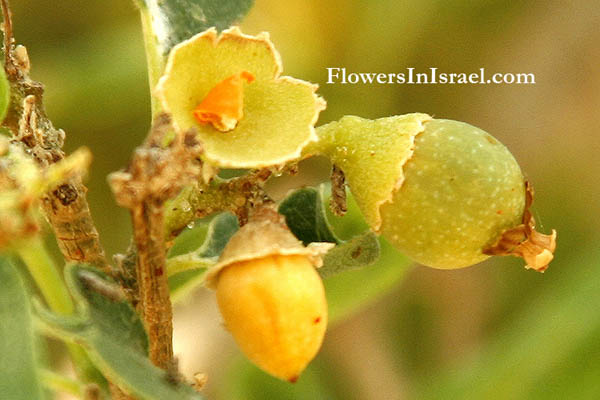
[216,254,327,382]
[379,119,526,268]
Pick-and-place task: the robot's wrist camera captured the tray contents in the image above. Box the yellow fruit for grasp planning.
[216,254,327,382]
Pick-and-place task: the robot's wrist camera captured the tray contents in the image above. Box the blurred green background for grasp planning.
[11,0,599,399]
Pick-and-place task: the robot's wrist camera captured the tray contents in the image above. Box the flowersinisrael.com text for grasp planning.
[326,67,535,85]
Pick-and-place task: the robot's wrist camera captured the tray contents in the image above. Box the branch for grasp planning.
[0,2,129,396]
[164,167,278,237]
[1,0,14,73]
[109,113,202,369]
[0,2,111,275]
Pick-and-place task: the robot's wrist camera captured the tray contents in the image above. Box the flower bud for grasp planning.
[205,210,332,382]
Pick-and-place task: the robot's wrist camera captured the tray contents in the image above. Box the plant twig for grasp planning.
[1,0,14,74]
[164,168,275,237]
[133,198,174,367]
[0,2,111,275]
[109,113,202,369]
[1,1,123,395]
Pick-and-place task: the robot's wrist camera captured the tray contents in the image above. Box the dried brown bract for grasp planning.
[330,164,347,217]
[484,182,557,272]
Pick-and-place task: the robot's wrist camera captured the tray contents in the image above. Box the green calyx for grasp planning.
[307,113,432,231]
[310,115,528,269]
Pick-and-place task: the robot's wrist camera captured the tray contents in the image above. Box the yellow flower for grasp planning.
[155,27,325,168]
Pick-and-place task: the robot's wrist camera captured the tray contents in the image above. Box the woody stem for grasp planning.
[131,198,173,369]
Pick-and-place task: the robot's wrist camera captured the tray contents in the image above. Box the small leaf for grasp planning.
[278,187,339,245]
[35,264,204,400]
[0,66,10,123]
[139,0,255,56]
[278,187,380,279]
[319,232,379,279]
[0,256,44,400]
[189,212,239,259]
[168,212,239,301]
[167,216,211,257]
[325,239,411,323]
[323,191,413,322]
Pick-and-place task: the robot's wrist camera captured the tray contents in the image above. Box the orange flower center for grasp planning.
[193,71,255,132]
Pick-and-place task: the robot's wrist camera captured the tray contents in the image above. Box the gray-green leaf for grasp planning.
[319,231,379,279]
[35,264,204,400]
[168,212,239,301]
[278,186,340,245]
[278,187,380,279]
[138,0,255,56]
[0,256,44,400]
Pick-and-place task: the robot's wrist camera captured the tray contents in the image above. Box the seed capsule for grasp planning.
[378,119,527,268]
[311,114,556,270]
[205,209,332,381]
[216,253,327,382]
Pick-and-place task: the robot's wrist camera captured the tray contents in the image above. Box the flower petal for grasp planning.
[156,27,324,168]
[193,71,255,132]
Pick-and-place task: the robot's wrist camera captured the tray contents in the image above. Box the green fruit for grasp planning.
[379,119,525,268]
[310,114,529,269]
